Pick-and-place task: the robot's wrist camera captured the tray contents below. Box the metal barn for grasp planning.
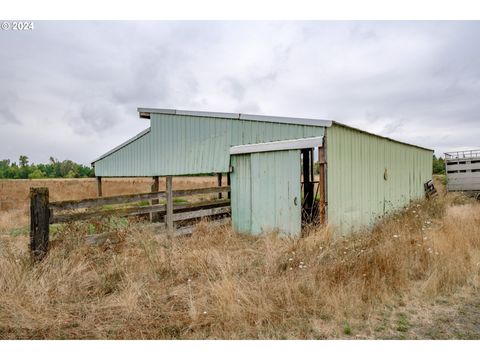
[92,108,433,236]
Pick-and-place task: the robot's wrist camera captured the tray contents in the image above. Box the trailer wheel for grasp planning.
[476,193,480,201]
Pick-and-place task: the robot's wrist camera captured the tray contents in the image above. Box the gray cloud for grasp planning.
[0,21,480,165]
[0,108,21,125]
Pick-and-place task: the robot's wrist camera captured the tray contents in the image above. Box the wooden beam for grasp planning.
[51,199,231,224]
[217,173,223,199]
[150,176,160,222]
[96,176,102,197]
[48,186,231,211]
[171,206,231,222]
[30,187,50,261]
[318,141,327,225]
[166,176,174,238]
[51,204,166,224]
[227,172,231,200]
[49,191,167,211]
[172,186,230,197]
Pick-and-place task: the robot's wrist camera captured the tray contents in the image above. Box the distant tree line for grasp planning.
[0,156,94,179]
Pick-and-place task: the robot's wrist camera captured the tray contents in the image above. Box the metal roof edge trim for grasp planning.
[91,127,151,165]
[137,107,333,127]
[331,121,434,152]
[230,136,324,155]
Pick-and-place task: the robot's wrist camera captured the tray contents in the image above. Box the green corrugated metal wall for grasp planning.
[94,114,324,176]
[231,150,301,237]
[326,124,433,234]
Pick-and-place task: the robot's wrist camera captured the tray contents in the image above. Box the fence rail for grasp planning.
[30,180,231,261]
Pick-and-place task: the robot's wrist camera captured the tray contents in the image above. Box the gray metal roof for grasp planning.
[137,107,333,127]
[230,136,324,155]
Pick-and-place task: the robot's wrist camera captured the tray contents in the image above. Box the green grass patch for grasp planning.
[396,313,410,332]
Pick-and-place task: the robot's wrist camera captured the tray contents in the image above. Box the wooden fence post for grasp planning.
[30,187,50,261]
[217,173,223,199]
[318,141,327,225]
[150,176,160,222]
[96,176,102,197]
[166,176,174,238]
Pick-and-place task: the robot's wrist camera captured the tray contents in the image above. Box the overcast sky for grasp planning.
[1,21,479,165]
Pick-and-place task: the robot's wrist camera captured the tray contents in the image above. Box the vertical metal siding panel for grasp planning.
[246,150,300,237]
[327,124,432,235]
[231,154,252,233]
[96,113,325,176]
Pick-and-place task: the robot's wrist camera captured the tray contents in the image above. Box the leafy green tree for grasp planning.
[19,155,29,167]
[433,155,445,175]
[28,169,46,179]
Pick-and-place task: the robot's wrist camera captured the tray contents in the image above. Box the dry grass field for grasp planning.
[1,176,480,339]
[0,177,218,232]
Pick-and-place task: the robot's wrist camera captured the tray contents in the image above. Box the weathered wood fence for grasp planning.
[30,182,231,261]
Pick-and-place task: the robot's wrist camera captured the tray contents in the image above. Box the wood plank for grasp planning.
[217,173,223,199]
[318,143,326,225]
[51,204,166,224]
[49,191,167,211]
[49,186,231,211]
[172,186,230,197]
[172,206,230,222]
[51,199,231,224]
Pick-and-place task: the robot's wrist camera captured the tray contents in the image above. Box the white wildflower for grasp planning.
[393,235,399,238]
[288,258,293,261]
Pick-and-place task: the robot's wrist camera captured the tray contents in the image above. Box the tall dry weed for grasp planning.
[0,188,479,339]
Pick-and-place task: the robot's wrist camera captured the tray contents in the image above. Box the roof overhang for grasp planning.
[138,108,333,127]
[230,136,324,155]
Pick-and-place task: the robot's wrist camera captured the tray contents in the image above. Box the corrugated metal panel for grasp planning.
[95,113,325,176]
[94,129,153,176]
[231,149,301,237]
[326,124,433,235]
[230,154,252,234]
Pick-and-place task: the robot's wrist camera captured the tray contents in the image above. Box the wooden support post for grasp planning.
[30,187,50,261]
[150,176,160,222]
[302,149,314,213]
[318,142,327,225]
[227,172,231,200]
[96,176,102,197]
[166,176,174,238]
[217,173,223,199]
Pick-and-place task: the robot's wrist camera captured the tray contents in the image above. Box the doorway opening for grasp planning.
[300,145,326,228]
